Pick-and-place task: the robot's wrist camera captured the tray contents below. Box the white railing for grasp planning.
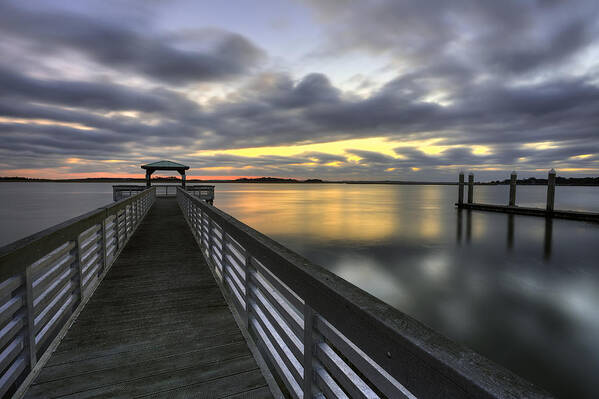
[0,187,156,398]
[185,185,215,205]
[155,185,179,197]
[177,187,551,399]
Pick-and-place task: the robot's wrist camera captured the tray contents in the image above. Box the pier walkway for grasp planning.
[24,199,271,398]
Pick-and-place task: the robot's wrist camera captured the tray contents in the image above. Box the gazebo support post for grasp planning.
[179,170,186,188]
[146,170,153,187]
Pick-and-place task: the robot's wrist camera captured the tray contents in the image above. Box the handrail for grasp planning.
[0,187,156,398]
[176,187,552,399]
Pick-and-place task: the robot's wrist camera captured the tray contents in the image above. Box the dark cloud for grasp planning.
[0,2,265,84]
[303,0,599,75]
[0,67,170,112]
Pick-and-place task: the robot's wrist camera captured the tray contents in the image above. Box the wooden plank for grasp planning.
[38,332,245,381]
[26,343,252,397]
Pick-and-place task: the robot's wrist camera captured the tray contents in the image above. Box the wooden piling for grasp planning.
[509,171,517,207]
[458,172,464,205]
[467,173,474,204]
[546,169,556,212]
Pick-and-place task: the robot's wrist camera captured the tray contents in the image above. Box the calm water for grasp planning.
[2,182,599,398]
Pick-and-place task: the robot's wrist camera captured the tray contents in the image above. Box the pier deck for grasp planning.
[24,198,271,398]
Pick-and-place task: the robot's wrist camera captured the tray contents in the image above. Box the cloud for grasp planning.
[302,0,599,75]
[0,0,598,179]
[0,2,265,85]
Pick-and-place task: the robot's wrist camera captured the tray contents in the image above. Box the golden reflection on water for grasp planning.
[217,184,448,243]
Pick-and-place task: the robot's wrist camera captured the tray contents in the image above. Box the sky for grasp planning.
[0,0,598,181]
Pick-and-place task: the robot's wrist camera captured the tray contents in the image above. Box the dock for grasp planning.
[456,170,599,222]
[0,160,554,399]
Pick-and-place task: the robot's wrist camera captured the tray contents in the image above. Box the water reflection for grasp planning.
[507,214,514,250]
[544,217,553,261]
[456,210,554,260]
[220,186,397,242]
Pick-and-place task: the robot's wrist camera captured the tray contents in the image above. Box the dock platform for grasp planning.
[24,199,271,398]
[456,202,599,222]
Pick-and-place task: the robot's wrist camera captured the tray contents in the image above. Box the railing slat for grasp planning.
[33,267,75,317]
[314,366,348,399]
[315,342,377,399]
[250,317,303,399]
[250,298,303,386]
[250,270,303,338]
[0,296,24,327]
[30,242,75,278]
[32,253,75,296]
[0,316,25,350]
[0,356,26,398]
[250,285,303,360]
[251,258,304,313]
[0,336,24,374]
[315,315,415,399]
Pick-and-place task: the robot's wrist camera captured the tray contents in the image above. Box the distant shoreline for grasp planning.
[1,176,598,186]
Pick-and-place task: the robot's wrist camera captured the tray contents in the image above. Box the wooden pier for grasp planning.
[0,185,554,398]
[456,170,599,222]
[23,198,270,398]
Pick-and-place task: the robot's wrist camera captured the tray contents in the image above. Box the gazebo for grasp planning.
[141,160,190,188]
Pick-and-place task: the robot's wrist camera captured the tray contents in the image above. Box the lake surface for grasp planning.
[2,182,599,398]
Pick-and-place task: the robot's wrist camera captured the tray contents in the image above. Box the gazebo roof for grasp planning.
[141,160,189,171]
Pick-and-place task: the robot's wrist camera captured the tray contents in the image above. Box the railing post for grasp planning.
[221,230,228,283]
[207,218,213,262]
[193,206,200,239]
[547,168,556,212]
[303,304,315,399]
[467,172,474,204]
[24,267,37,370]
[458,171,464,205]
[124,207,129,238]
[243,253,252,328]
[509,171,517,207]
[75,236,85,300]
[100,213,107,275]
